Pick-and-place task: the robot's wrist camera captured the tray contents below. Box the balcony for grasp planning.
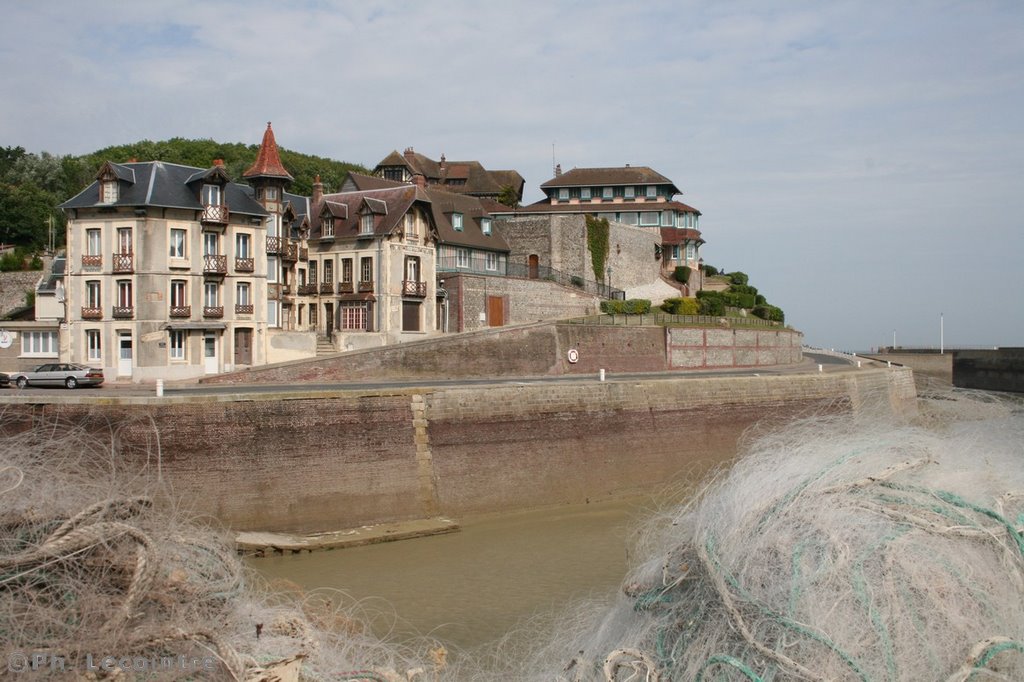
[203,254,227,276]
[266,236,283,255]
[358,280,374,294]
[203,306,224,318]
[339,281,354,294]
[402,280,427,298]
[201,203,229,227]
[235,257,254,272]
[169,305,191,318]
[235,304,254,315]
[319,282,335,295]
[112,253,133,273]
[297,283,317,295]
[282,242,298,261]
[112,306,134,319]
[81,307,103,320]
[81,254,102,269]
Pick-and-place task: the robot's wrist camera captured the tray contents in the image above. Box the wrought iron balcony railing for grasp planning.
[235,304,254,315]
[201,203,229,225]
[112,253,133,273]
[203,254,227,275]
[402,280,427,297]
[319,282,335,295]
[203,306,224,318]
[169,305,191,318]
[266,236,283,255]
[81,254,102,269]
[358,280,374,293]
[81,307,103,320]
[297,283,317,295]
[235,257,254,272]
[339,281,354,294]
[112,306,134,319]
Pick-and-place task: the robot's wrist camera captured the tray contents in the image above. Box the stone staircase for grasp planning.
[316,337,336,356]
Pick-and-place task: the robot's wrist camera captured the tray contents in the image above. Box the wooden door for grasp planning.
[528,254,539,279]
[487,296,504,327]
[234,328,252,365]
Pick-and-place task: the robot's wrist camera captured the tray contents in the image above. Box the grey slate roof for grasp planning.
[61,161,268,218]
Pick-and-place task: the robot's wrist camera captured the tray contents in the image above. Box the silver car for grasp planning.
[13,363,105,389]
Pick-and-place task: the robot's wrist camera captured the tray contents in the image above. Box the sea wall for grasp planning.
[953,348,1024,393]
[0,367,917,532]
[202,322,804,385]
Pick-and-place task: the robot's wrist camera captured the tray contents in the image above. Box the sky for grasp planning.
[3,1,1022,351]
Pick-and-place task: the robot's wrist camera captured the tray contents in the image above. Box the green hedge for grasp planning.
[659,297,699,315]
[601,298,652,314]
[752,304,785,323]
[673,265,691,284]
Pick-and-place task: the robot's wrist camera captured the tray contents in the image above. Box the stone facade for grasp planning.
[441,273,600,332]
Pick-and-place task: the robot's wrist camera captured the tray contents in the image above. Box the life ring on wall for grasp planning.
[567,348,579,364]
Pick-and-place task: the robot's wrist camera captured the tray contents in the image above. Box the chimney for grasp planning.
[554,163,562,177]
[213,159,224,167]
[312,174,324,208]
[413,173,427,188]
[404,147,416,161]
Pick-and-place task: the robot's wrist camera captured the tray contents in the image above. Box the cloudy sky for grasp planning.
[4,1,1022,351]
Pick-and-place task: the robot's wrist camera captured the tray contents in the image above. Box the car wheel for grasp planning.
[16,377,28,389]
[65,377,78,389]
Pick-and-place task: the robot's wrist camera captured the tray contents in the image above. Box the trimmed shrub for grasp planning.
[755,294,767,306]
[660,297,700,315]
[702,264,719,276]
[727,271,749,286]
[728,283,758,296]
[601,298,652,315]
[673,265,691,284]
[752,304,785,323]
[722,292,756,309]
[697,295,725,316]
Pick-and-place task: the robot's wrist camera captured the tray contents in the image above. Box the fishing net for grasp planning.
[524,391,1024,681]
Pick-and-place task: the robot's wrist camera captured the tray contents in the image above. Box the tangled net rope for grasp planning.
[535,391,1024,681]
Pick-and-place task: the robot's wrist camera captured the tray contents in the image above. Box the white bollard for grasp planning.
[818,364,823,373]
[857,360,862,368]
[599,369,606,382]
[887,361,892,368]
[156,379,164,397]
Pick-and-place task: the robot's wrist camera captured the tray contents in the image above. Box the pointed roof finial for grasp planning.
[244,121,293,182]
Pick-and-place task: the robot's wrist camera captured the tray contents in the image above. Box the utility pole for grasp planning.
[940,313,944,354]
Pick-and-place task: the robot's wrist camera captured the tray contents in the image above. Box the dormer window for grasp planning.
[360,214,374,235]
[602,187,613,199]
[646,185,657,199]
[202,184,222,206]
[481,218,492,236]
[101,180,118,204]
[624,186,635,199]
[557,188,569,201]
[452,213,463,231]
[322,217,334,237]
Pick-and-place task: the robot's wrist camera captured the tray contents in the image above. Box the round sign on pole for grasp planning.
[567,348,579,364]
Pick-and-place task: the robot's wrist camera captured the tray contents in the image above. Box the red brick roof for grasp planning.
[243,122,293,181]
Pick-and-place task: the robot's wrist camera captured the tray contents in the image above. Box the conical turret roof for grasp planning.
[244,122,293,182]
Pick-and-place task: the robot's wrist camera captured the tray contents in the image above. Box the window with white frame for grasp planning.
[169,330,186,360]
[686,243,696,260]
[265,187,279,200]
[170,280,187,307]
[117,280,133,307]
[405,213,418,238]
[581,187,591,200]
[268,301,279,327]
[672,245,681,260]
[86,330,101,362]
[169,228,187,258]
[360,214,373,234]
[266,214,280,237]
[456,248,470,268]
[341,258,352,283]
[323,259,334,283]
[86,229,101,256]
[405,255,420,282]
[485,252,498,271]
[322,216,334,237]
[360,257,372,283]
[661,211,674,226]
[624,186,635,199]
[619,212,638,225]
[340,302,367,330]
[117,227,132,254]
[557,188,569,201]
[101,180,118,203]
[21,331,58,357]
[481,218,492,235]
[86,280,101,308]
[640,211,660,226]
[235,233,251,258]
[204,282,219,307]
[236,281,251,305]
[203,232,218,256]
[452,213,463,231]
[201,184,222,206]
[646,185,657,199]
[268,256,279,283]
[602,187,613,199]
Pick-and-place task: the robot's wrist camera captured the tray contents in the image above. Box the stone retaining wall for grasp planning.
[0,367,917,532]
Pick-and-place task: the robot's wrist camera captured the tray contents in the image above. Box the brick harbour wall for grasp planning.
[0,367,916,532]
[203,322,804,385]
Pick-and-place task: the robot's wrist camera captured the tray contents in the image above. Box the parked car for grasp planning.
[12,363,104,389]
[0,372,9,388]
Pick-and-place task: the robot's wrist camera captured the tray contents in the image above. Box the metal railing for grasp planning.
[203,254,227,275]
[112,253,133,273]
[169,305,191,318]
[436,257,624,299]
[81,307,103,320]
[567,313,784,328]
[201,203,229,225]
[235,257,254,272]
[203,306,224,318]
[402,280,427,297]
[81,254,102,268]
